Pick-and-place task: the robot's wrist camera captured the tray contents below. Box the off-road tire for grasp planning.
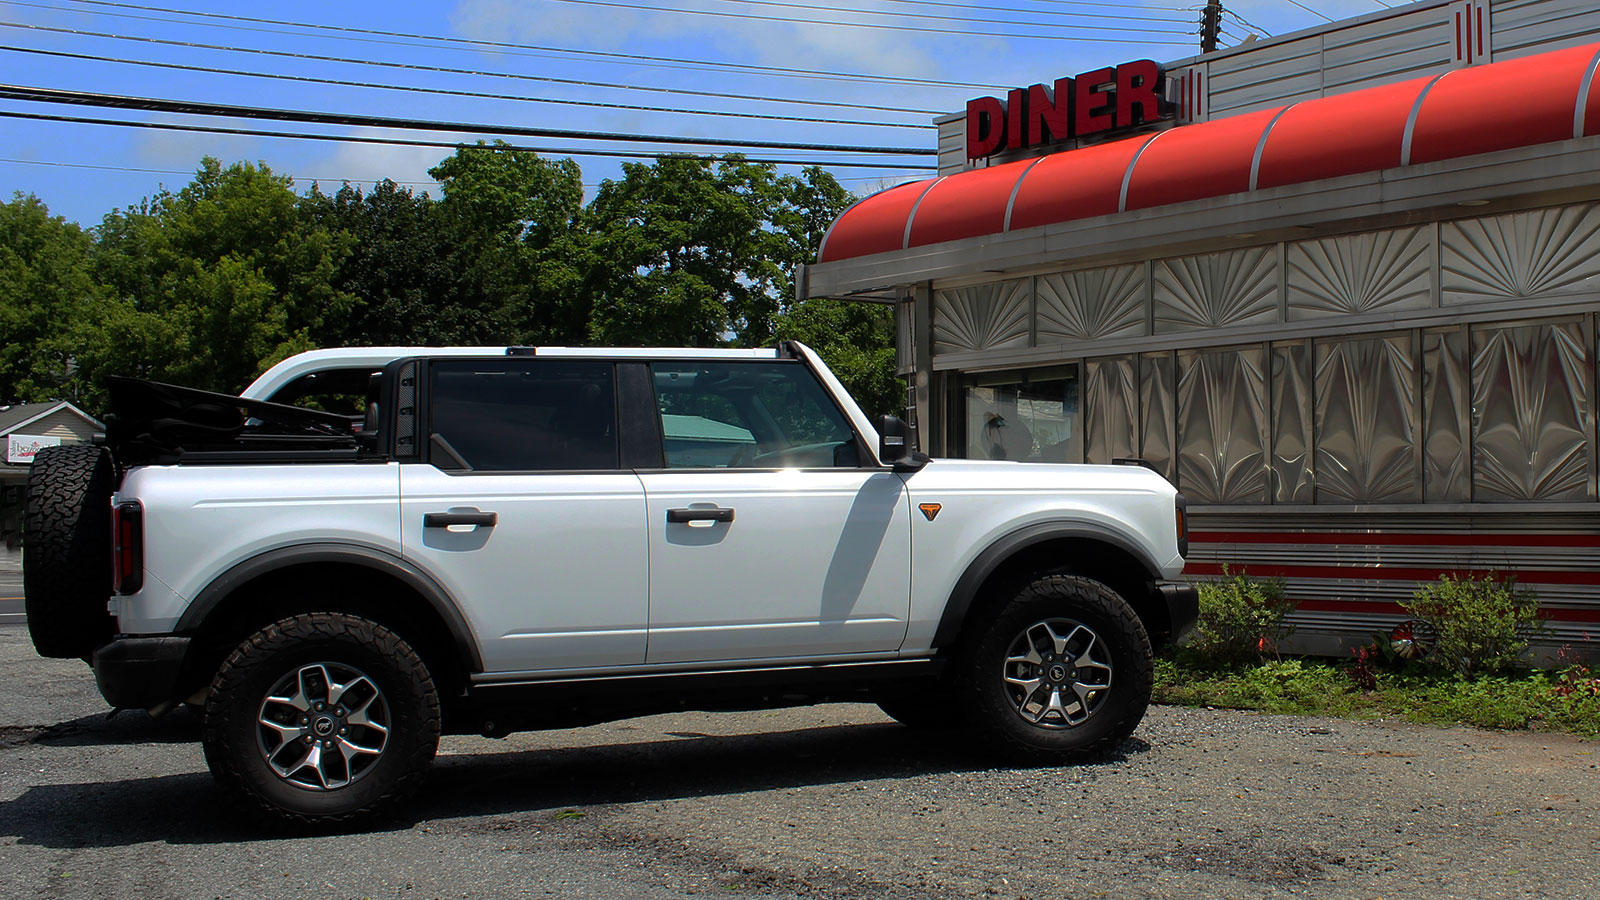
[22,444,116,659]
[202,612,440,827]
[958,574,1152,764]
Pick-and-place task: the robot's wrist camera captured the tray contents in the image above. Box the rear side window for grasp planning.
[650,361,860,468]
[428,360,618,471]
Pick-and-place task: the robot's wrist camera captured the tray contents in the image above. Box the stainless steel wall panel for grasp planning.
[1084,356,1138,464]
[1319,10,1454,91]
[1471,321,1592,501]
[1314,334,1421,503]
[1492,0,1600,59]
[1205,39,1325,116]
[1286,227,1433,320]
[1035,265,1148,345]
[1441,204,1600,305]
[1139,352,1177,482]
[1422,326,1472,501]
[1154,247,1280,335]
[932,280,1032,355]
[1271,341,1315,503]
[1176,345,1270,503]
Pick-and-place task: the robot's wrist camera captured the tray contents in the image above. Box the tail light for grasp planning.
[1174,492,1189,559]
[111,500,144,595]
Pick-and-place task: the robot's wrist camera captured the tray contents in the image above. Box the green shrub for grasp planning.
[1187,566,1297,664]
[1401,573,1546,678]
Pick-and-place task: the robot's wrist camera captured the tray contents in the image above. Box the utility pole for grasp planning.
[1200,0,1223,54]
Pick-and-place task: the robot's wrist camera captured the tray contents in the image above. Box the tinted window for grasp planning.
[430,360,617,471]
[651,361,859,468]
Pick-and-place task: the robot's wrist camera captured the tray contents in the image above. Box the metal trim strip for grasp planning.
[1002,155,1051,233]
[1400,72,1450,167]
[1117,132,1166,214]
[902,176,946,250]
[1249,104,1298,192]
[1576,45,1600,140]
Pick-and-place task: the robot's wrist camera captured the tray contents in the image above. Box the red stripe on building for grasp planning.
[1183,562,1600,586]
[1291,598,1600,624]
[1190,531,1600,548]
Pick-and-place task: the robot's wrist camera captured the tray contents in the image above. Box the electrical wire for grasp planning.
[537,0,1196,39]
[0,110,938,169]
[0,155,442,186]
[558,0,1194,29]
[0,45,933,129]
[45,0,1006,89]
[1277,0,1335,23]
[0,84,935,155]
[1223,10,1272,36]
[0,21,948,116]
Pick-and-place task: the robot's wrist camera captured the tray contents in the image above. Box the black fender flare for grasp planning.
[175,542,484,672]
[930,521,1163,649]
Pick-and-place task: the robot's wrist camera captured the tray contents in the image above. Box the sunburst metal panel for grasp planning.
[1271,341,1314,504]
[1422,327,1470,502]
[1442,204,1600,305]
[1176,345,1269,503]
[1313,334,1419,504]
[1084,356,1138,464]
[1286,227,1432,320]
[1154,247,1279,334]
[1036,265,1147,345]
[1139,352,1177,483]
[932,280,1032,355]
[1470,321,1592,501]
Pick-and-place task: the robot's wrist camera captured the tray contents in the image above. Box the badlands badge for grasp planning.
[918,503,942,521]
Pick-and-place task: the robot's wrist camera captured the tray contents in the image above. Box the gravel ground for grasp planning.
[1,625,1597,900]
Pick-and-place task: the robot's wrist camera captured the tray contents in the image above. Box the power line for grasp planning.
[1,45,933,130]
[557,0,1193,30]
[48,0,1010,90]
[535,0,1195,39]
[1223,10,1273,36]
[0,84,934,155]
[0,155,441,186]
[0,110,938,169]
[0,21,947,116]
[1277,0,1335,23]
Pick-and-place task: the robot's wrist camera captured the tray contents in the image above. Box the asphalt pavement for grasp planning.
[3,625,1600,900]
[0,573,21,626]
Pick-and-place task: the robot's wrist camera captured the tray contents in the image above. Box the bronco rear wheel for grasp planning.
[959,574,1152,764]
[203,612,440,827]
[22,444,116,659]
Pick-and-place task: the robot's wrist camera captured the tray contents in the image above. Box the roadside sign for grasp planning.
[6,433,61,464]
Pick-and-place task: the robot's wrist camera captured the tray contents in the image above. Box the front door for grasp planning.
[637,360,912,664]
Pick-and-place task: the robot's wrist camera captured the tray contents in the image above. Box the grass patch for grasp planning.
[1153,655,1600,738]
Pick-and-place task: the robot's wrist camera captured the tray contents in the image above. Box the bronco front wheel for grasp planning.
[960,574,1152,764]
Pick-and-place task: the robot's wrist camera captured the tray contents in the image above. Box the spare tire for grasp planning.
[23,444,116,659]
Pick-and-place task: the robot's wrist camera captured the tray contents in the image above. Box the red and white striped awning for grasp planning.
[817,42,1600,265]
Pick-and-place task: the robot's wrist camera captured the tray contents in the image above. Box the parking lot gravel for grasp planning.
[1,625,1597,900]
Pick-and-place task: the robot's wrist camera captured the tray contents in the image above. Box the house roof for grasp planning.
[0,400,103,436]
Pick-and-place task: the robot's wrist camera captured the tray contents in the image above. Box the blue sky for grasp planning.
[0,0,1394,226]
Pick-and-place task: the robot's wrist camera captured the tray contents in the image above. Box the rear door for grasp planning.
[635,360,912,664]
[399,358,648,676]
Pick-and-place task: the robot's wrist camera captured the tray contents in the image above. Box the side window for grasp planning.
[428,360,618,471]
[650,361,860,468]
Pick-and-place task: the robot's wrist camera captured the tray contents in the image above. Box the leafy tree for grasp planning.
[428,143,592,346]
[84,158,355,396]
[586,155,796,346]
[0,194,100,403]
[773,297,901,419]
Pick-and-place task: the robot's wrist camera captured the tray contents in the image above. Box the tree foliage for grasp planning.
[1,149,895,415]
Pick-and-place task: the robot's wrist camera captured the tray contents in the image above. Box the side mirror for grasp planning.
[876,414,929,472]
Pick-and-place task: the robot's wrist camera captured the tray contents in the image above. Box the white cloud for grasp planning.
[306,128,446,195]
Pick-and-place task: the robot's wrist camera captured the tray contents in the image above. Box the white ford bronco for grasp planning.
[25,342,1195,825]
